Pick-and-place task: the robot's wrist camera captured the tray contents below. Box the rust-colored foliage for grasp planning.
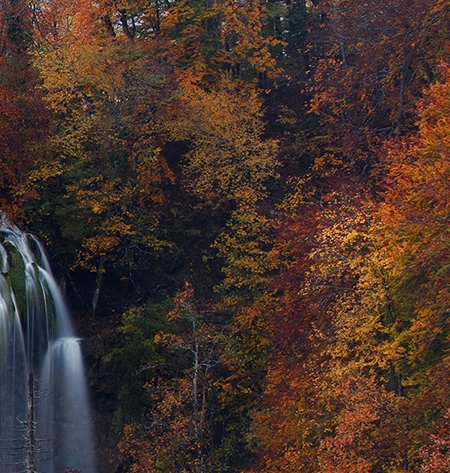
[420,410,450,473]
[377,62,450,372]
[250,63,450,473]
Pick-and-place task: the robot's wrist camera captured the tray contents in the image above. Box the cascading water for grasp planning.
[0,222,97,473]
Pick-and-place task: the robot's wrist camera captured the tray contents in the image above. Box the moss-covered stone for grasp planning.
[5,244,26,320]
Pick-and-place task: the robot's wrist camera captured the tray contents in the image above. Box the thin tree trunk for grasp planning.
[92,258,105,316]
[27,371,37,473]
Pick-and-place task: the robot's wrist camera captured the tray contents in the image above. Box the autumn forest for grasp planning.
[0,0,450,471]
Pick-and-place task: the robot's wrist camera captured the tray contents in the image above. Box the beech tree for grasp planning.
[167,78,278,207]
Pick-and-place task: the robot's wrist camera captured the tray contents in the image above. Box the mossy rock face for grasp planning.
[1,240,57,336]
[5,244,26,320]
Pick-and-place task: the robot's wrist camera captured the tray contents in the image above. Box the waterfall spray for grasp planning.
[0,222,97,473]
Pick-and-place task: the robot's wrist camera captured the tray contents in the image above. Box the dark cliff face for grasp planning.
[82,323,126,473]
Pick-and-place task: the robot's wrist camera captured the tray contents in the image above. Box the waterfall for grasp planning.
[0,222,97,473]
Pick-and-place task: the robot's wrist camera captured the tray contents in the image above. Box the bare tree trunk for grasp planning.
[92,257,105,316]
[27,371,37,473]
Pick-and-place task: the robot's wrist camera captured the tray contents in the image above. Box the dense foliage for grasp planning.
[1,0,450,472]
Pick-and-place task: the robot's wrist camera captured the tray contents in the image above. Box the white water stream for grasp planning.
[0,223,97,473]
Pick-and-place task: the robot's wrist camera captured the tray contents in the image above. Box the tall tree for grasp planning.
[118,283,235,473]
[0,0,53,220]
